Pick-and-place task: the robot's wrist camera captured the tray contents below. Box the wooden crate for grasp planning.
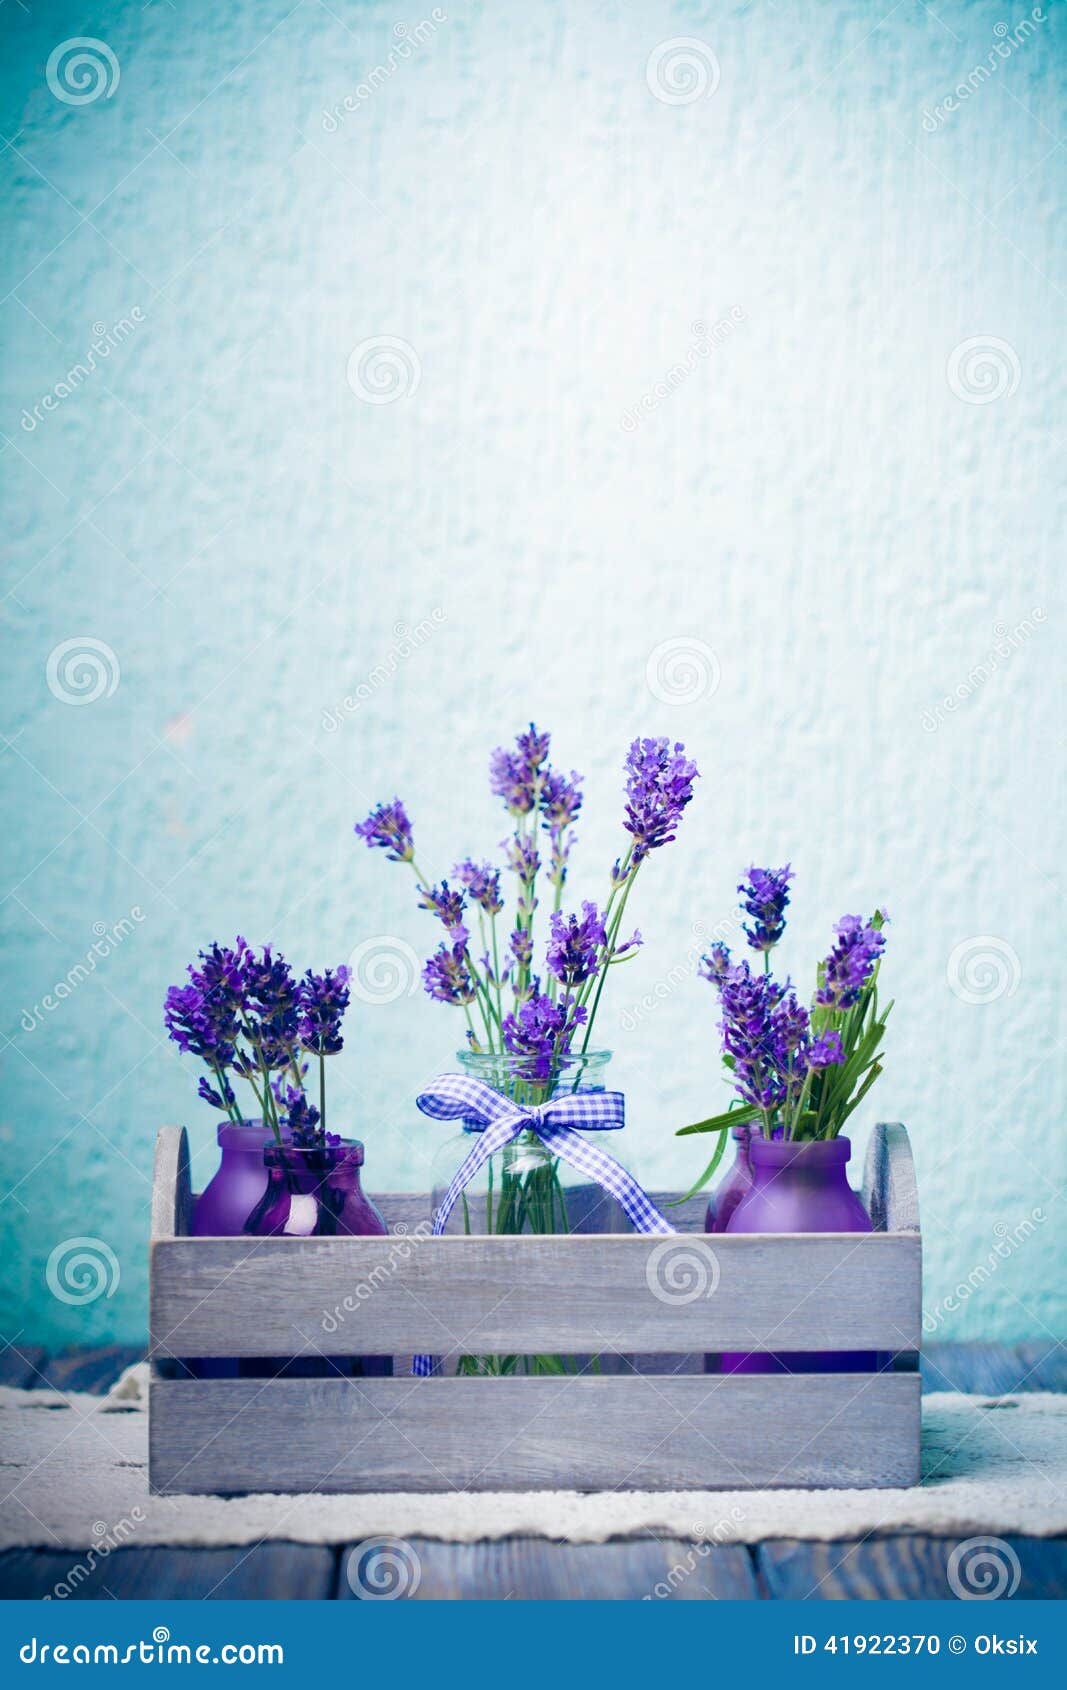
[149,1122,921,1495]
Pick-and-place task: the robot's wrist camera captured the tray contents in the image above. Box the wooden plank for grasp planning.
[863,1122,919,1233]
[0,1545,335,1601]
[151,1126,192,1241]
[149,1371,920,1494]
[0,1342,47,1387]
[38,1345,144,1394]
[338,1536,760,1599]
[150,1230,921,1359]
[757,1535,1067,1600]
[374,1188,709,1236]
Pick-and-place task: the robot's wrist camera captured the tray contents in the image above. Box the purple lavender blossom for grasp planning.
[164,984,222,1060]
[418,880,468,938]
[505,835,540,884]
[738,864,794,953]
[807,1030,844,1068]
[542,768,583,885]
[509,929,533,970]
[501,988,587,1081]
[453,860,504,918]
[197,1072,236,1112]
[299,966,351,1056]
[623,738,699,862]
[242,945,300,1068]
[699,943,733,984]
[490,723,552,815]
[423,942,476,1006]
[546,901,607,987]
[355,799,414,863]
[275,1085,322,1147]
[816,914,887,1010]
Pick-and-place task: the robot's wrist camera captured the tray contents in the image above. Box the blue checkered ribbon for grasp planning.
[412,1072,673,1376]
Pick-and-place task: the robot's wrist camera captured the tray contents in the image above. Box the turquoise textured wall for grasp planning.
[1,0,1064,1349]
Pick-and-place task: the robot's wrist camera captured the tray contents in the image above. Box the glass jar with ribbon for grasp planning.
[419,1047,671,1378]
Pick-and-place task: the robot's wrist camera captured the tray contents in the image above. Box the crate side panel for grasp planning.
[149,1372,920,1494]
[150,1233,921,1360]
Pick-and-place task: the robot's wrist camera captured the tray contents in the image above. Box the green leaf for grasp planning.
[666,1131,730,1204]
[675,1102,760,1137]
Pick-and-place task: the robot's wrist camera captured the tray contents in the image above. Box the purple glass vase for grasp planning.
[244,1139,392,1379]
[723,1135,876,1375]
[704,1125,755,1235]
[193,1120,289,1238]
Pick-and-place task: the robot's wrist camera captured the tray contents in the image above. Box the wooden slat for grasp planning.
[151,1126,192,1240]
[150,1230,920,1359]
[0,1545,335,1601]
[149,1371,920,1494]
[863,1122,919,1233]
[338,1536,760,1599]
[757,1535,1067,1600]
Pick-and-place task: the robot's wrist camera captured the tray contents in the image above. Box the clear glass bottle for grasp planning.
[429,1047,632,1374]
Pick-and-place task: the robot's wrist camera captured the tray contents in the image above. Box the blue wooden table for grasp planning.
[1,1342,1064,1600]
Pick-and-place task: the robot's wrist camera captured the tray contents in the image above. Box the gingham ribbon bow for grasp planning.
[412,1072,673,1376]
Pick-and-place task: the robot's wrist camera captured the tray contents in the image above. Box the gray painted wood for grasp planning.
[863,1122,920,1233]
[151,1230,920,1359]
[757,1535,1067,1600]
[338,1536,759,1599]
[150,1371,921,1494]
[151,1126,192,1240]
[0,1545,335,1601]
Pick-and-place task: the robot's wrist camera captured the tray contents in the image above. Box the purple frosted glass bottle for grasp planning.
[245,1139,392,1378]
[704,1125,755,1234]
[723,1136,876,1375]
[193,1120,289,1237]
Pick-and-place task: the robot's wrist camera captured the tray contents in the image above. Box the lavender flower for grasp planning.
[623,738,699,862]
[355,799,414,863]
[197,1073,236,1112]
[542,768,583,885]
[509,929,533,970]
[164,984,225,1060]
[738,864,794,953]
[423,942,476,1006]
[454,860,504,917]
[816,914,887,1010]
[501,987,587,1081]
[242,945,300,1068]
[417,880,467,938]
[808,1030,844,1068]
[699,943,732,984]
[546,901,606,987]
[299,966,351,1056]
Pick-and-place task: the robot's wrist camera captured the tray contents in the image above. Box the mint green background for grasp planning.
[1,0,1064,1350]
